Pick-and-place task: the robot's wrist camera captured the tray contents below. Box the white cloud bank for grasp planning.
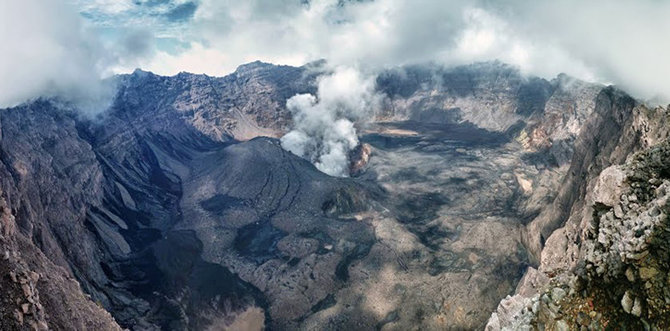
[131,0,669,101]
[3,0,670,109]
[0,0,115,110]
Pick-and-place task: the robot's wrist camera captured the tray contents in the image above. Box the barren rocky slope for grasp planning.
[0,189,121,330]
[487,104,670,330]
[0,61,665,330]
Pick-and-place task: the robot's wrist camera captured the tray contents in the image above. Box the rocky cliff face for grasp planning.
[0,188,121,330]
[0,60,664,330]
[487,103,670,330]
[112,61,319,142]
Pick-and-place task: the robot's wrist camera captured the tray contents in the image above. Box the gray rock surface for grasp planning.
[0,189,121,330]
[3,60,663,330]
[487,107,670,330]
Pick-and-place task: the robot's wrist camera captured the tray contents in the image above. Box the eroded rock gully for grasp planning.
[1,61,668,330]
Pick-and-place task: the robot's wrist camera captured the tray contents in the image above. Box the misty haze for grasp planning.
[1,1,670,330]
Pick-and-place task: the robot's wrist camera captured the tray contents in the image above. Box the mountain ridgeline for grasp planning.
[0,61,667,330]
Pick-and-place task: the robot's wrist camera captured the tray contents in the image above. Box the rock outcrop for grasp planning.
[487,105,670,330]
[0,189,121,330]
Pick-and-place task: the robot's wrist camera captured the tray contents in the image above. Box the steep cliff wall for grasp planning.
[0,189,121,330]
[487,104,670,330]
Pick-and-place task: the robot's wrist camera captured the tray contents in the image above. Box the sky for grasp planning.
[2,0,670,108]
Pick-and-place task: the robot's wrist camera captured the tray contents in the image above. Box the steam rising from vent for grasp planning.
[280,67,379,177]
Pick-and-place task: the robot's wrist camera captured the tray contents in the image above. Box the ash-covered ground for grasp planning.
[306,120,551,329]
[163,118,549,329]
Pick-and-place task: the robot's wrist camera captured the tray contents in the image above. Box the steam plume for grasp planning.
[280,67,379,177]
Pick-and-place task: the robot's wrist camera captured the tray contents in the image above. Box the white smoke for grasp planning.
[280,67,379,177]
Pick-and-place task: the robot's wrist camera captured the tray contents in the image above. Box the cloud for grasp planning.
[125,42,229,75]
[121,29,155,59]
[76,0,135,15]
[0,0,115,110]
[105,0,668,101]
[0,0,197,110]
[164,2,198,22]
[280,67,380,177]
[4,0,670,110]
[507,0,670,101]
